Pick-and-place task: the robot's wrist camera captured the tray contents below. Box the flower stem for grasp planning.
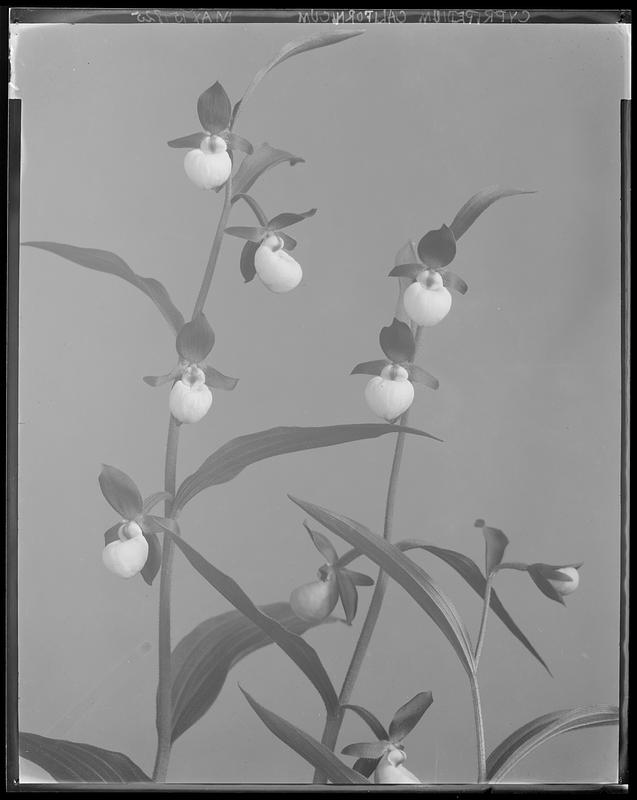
[192,177,233,320]
[312,330,423,783]
[469,671,487,783]
[474,574,494,668]
[234,193,269,226]
[152,414,180,782]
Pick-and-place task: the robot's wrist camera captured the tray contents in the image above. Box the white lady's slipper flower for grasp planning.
[403,269,452,327]
[374,747,422,785]
[364,364,414,422]
[254,233,302,293]
[290,568,339,622]
[547,566,580,596]
[183,135,232,190]
[102,520,149,579]
[169,365,213,424]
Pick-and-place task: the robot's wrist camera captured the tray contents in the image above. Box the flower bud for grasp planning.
[374,747,421,785]
[364,364,414,422]
[403,270,452,327]
[169,366,212,424]
[102,523,149,579]
[254,234,302,293]
[547,566,580,596]
[184,136,232,190]
[290,569,338,622]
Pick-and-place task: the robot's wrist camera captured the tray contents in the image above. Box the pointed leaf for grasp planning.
[342,705,389,741]
[289,498,475,678]
[170,602,335,742]
[477,520,509,576]
[142,491,172,514]
[417,224,457,269]
[98,465,143,519]
[22,242,184,333]
[527,564,566,605]
[449,187,536,241]
[353,757,380,778]
[350,360,389,377]
[168,534,338,712]
[388,691,433,742]
[167,132,206,149]
[486,705,619,783]
[442,270,469,295]
[406,365,439,390]
[225,225,267,243]
[335,570,358,625]
[379,318,416,363]
[145,515,179,535]
[239,240,258,283]
[395,540,552,676]
[340,568,374,587]
[103,523,121,546]
[19,733,150,782]
[278,232,297,251]
[143,368,180,388]
[197,81,231,134]
[203,366,239,391]
[341,741,390,759]
[140,533,161,585]
[174,424,441,512]
[388,263,424,279]
[224,132,253,154]
[176,313,215,362]
[234,30,364,125]
[268,208,317,230]
[231,143,305,199]
[303,522,337,564]
[240,688,369,784]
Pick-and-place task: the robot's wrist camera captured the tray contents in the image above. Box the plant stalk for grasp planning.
[474,574,494,668]
[469,671,487,783]
[152,415,180,781]
[313,329,423,783]
[192,177,233,319]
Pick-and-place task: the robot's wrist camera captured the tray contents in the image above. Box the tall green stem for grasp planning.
[152,415,180,781]
[313,328,423,783]
[153,178,234,780]
[469,672,487,782]
[192,178,233,319]
[474,574,494,668]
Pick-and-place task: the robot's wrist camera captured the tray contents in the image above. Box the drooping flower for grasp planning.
[98,466,177,583]
[351,318,439,422]
[289,523,374,624]
[143,312,238,425]
[389,224,468,328]
[225,206,316,293]
[167,81,253,190]
[341,691,433,782]
[527,562,583,604]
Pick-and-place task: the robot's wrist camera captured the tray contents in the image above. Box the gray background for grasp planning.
[15,22,626,783]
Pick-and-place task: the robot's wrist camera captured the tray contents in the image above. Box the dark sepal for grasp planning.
[225,226,267,243]
[335,570,358,625]
[303,522,337,565]
[406,365,439,390]
[417,224,457,269]
[388,263,424,279]
[98,465,143,519]
[197,81,232,134]
[240,241,259,283]
[268,208,317,230]
[379,318,416,363]
[224,132,253,154]
[167,132,207,149]
[176,313,215,362]
[140,533,162,585]
[442,270,469,295]
[350,360,390,377]
[203,366,239,391]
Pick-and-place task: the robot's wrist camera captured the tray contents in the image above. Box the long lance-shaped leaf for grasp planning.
[449,187,536,241]
[173,423,440,512]
[233,30,364,126]
[22,242,184,333]
[168,534,338,713]
[336,539,550,676]
[240,688,369,785]
[231,144,305,199]
[396,540,551,676]
[19,733,150,782]
[486,705,619,783]
[170,602,337,742]
[289,498,475,678]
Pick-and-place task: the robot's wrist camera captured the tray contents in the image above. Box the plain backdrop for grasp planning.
[14,21,627,784]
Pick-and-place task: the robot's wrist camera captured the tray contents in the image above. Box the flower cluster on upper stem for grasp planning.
[168,82,253,190]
